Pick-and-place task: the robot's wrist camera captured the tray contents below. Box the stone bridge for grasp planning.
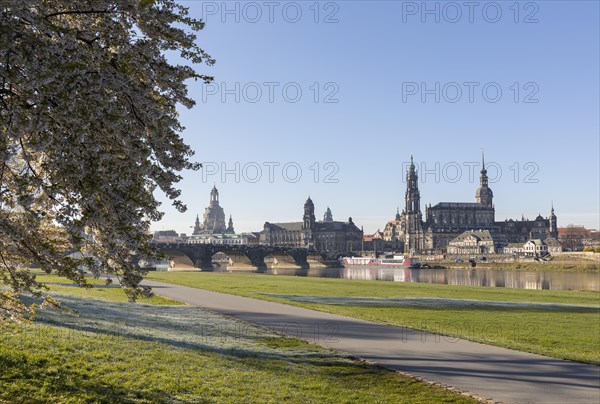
[156,243,334,271]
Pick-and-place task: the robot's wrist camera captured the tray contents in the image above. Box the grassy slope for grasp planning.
[445,260,599,272]
[147,272,600,364]
[0,274,476,403]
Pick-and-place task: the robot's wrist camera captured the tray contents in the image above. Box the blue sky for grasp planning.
[152,0,600,234]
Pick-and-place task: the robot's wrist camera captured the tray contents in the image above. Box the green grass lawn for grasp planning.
[0,273,477,403]
[146,271,600,305]
[147,272,600,365]
[1,323,475,404]
[32,273,182,305]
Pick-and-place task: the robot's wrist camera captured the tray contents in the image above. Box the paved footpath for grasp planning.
[143,280,600,404]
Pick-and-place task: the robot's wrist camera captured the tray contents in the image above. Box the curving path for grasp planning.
[143,280,600,404]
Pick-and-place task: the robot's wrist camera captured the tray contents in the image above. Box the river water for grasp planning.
[263,267,599,291]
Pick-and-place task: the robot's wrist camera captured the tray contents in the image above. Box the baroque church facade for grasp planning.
[188,186,245,245]
[387,155,558,254]
[192,186,235,235]
[260,197,363,252]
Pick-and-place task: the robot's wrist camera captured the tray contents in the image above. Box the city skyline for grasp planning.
[155,153,575,237]
[151,1,599,235]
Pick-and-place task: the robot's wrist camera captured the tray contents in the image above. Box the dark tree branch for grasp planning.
[44,8,119,19]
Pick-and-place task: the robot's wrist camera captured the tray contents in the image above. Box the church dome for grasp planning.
[199,186,227,234]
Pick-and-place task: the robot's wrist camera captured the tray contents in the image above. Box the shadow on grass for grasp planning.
[42,282,120,289]
[1,295,406,403]
[18,295,354,367]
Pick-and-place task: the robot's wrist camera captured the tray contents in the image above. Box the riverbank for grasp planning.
[442,261,598,272]
[424,253,599,272]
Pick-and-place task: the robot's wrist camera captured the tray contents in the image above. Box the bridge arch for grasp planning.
[269,252,302,268]
[211,252,231,270]
[161,249,196,271]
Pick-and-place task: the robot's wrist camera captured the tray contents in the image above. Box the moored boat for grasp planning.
[343,255,420,269]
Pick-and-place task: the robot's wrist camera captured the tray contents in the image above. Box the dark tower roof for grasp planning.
[323,207,333,222]
[406,155,417,180]
[303,195,316,231]
[480,149,487,175]
[226,214,235,234]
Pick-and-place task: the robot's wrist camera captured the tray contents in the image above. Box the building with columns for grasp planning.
[446,230,500,255]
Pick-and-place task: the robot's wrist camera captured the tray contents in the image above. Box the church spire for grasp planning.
[226,215,235,234]
[481,148,486,170]
[193,214,202,234]
[476,150,493,208]
[405,155,420,213]
[549,202,558,239]
[480,149,488,178]
[403,155,424,254]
